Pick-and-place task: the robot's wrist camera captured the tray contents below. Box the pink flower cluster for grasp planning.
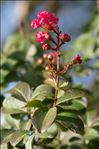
[36,32,50,43]
[31,11,59,29]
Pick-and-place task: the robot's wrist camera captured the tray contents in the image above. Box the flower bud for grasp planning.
[37,58,43,64]
[43,53,48,59]
[60,33,71,42]
[74,55,82,64]
[42,43,50,51]
[47,54,53,61]
[45,65,50,71]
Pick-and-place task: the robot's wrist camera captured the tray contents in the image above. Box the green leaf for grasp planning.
[10,130,27,146]
[9,82,31,101]
[3,97,26,110]
[44,78,56,88]
[56,89,86,105]
[0,144,7,149]
[25,99,42,108]
[1,133,13,145]
[59,81,69,89]
[46,123,58,137]
[1,129,14,145]
[19,119,32,131]
[84,128,99,141]
[92,119,99,127]
[32,84,55,101]
[0,129,14,139]
[41,108,57,133]
[58,99,87,112]
[56,112,84,134]
[57,89,65,98]
[1,114,19,129]
[56,121,68,132]
[25,134,34,149]
[86,110,98,126]
[2,107,26,114]
[32,107,57,133]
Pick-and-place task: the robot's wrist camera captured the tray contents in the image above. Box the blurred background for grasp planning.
[1,0,99,111]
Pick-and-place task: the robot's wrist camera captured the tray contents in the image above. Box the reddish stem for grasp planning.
[53,29,60,107]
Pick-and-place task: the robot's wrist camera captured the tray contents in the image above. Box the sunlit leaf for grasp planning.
[0,144,7,149]
[84,128,99,141]
[1,114,19,129]
[25,134,34,149]
[32,84,55,101]
[59,81,69,89]
[58,99,87,112]
[32,107,57,133]
[41,107,57,133]
[86,110,98,126]
[3,97,26,110]
[56,112,84,134]
[1,129,14,145]
[57,89,65,98]
[44,78,55,88]
[56,89,86,105]
[10,130,27,146]
[19,119,32,131]
[9,82,31,101]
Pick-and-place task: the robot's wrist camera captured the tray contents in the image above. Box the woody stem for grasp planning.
[53,30,60,106]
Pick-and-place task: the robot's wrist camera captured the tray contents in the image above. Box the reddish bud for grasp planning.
[47,54,53,61]
[45,65,50,71]
[43,53,48,59]
[44,32,50,40]
[60,33,71,42]
[74,55,82,64]
[37,58,43,64]
[42,43,50,50]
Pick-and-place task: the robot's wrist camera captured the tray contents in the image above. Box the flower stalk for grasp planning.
[31,10,82,107]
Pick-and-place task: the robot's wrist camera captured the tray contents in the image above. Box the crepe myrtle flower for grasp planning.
[36,32,50,43]
[31,10,59,29]
[31,10,83,107]
[31,10,82,72]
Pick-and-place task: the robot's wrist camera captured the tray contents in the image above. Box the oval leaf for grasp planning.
[41,107,57,133]
[3,97,26,110]
[32,107,57,133]
[58,99,87,112]
[1,129,14,145]
[10,130,27,146]
[56,112,84,134]
[25,134,34,149]
[25,99,42,108]
[9,82,31,101]
[56,89,86,105]
[32,84,55,101]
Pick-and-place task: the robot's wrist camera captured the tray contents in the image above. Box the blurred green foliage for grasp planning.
[1,31,44,89]
[0,10,99,149]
